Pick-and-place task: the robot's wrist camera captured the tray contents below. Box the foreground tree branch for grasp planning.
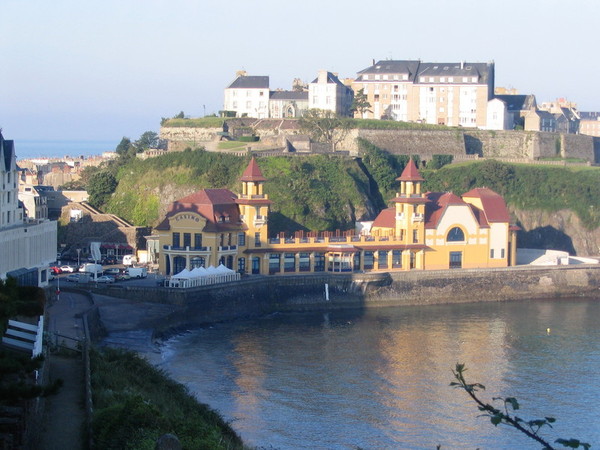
[450,363,590,450]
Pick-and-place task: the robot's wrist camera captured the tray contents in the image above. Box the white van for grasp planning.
[127,267,148,279]
[81,263,103,276]
[122,254,137,266]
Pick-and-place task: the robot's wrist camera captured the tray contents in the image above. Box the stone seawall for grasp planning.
[89,266,600,335]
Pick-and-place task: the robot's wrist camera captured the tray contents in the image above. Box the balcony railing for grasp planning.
[412,213,424,222]
[218,245,237,252]
[163,245,211,252]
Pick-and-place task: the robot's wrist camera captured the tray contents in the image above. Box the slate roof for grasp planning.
[155,188,244,232]
[310,71,346,87]
[495,94,537,111]
[356,60,493,84]
[356,60,420,81]
[227,76,269,89]
[0,131,16,172]
[270,91,308,101]
[579,112,600,120]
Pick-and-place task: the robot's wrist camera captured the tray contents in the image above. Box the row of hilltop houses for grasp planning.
[223,60,600,136]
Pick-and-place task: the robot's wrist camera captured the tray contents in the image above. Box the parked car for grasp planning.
[60,265,76,273]
[115,273,131,281]
[127,267,148,279]
[66,274,81,282]
[104,268,121,275]
[101,256,117,265]
[95,276,115,284]
[50,266,62,274]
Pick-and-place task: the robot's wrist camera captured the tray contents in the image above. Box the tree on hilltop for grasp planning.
[299,109,352,151]
[351,88,371,117]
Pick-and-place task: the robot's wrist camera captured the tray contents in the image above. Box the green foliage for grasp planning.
[162,117,226,128]
[299,109,352,150]
[0,283,60,406]
[57,180,86,190]
[351,88,371,116]
[358,138,419,199]
[429,154,454,170]
[87,171,118,208]
[115,137,132,156]
[134,131,159,151]
[351,118,451,130]
[451,363,591,450]
[91,347,244,449]
[424,160,600,229]
[260,155,373,232]
[237,135,259,142]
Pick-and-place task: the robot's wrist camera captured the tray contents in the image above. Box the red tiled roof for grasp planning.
[159,188,244,232]
[240,157,266,182]
[372,207,396,229]
[462,188,511,223]
[396,158,424,182]
[424,192,466,228]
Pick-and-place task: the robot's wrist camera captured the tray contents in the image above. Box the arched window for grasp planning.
[447,227,465,242]
[191,256,205,269]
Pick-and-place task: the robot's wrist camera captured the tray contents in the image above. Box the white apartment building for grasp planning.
[308,70,354,117]
[223,71,270,119]
[1,132,57,286]
[352,60,495,127]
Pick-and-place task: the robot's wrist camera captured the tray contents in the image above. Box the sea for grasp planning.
[14,140,119,160]
[112,298,600,449]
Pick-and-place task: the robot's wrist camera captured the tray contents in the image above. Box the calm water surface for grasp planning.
[135,299,600,449]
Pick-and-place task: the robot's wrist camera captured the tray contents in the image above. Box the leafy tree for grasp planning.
[79,165,101,186]
[351,88,371,117]
[57,180,86,190]
[429,154,454,170]
[115,137,132,156]
[87,171,117,208]
[451,363,591,449]
[174,111,185,119]
[299,109,352,150]
[134,131,159,151]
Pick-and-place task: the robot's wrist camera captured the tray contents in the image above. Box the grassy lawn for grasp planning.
[162,117,226,128]
[217,141,248,150]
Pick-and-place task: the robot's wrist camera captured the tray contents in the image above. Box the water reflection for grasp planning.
[145,299,600,449]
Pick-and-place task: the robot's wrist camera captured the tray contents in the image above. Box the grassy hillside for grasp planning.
[104,146,600,235]
[91,347,244,449]
[105,150,381,233]
[423,160,600,229]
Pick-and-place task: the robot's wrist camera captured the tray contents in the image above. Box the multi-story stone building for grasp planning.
[0,132,57,286]
[579,112,600,137]
[352,60,495,127]
[157,158,517,277]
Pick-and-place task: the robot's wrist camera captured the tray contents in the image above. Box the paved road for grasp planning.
[39,289,92,450]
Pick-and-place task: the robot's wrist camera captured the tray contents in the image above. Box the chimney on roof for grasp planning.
[236,70,247,78]
[318,70,327,83]
[372,58,375,66]
[460,61,464,69]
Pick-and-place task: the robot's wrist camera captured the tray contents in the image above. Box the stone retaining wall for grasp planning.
[90,266,600,335]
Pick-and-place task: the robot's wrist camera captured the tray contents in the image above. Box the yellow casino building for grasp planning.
[157,158,518,276]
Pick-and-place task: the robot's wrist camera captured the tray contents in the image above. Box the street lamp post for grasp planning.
[76,248,81,269]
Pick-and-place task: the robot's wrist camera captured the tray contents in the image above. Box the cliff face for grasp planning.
[513,208,600,256]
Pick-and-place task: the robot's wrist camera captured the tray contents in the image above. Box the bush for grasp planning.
[237,135,259,142]
[429,154,454,170]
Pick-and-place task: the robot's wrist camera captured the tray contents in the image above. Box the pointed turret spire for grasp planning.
[396,158,424,182]
[240,157,266,182]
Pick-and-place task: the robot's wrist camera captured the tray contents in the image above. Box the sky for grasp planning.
[2,0,599,142]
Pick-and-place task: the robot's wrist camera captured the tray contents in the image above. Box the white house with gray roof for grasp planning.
[223,71,270,119]
[308,70,354,117]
